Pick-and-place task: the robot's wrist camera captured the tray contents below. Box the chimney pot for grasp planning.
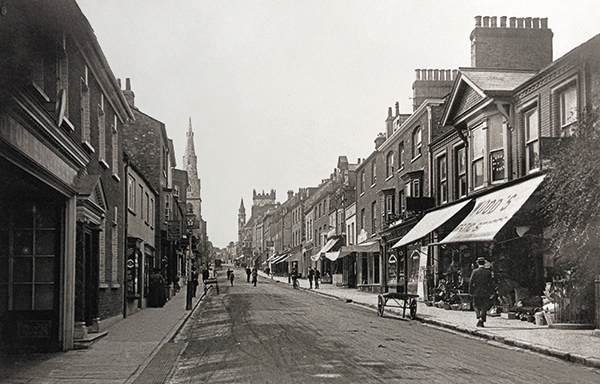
[533,17,540,29]
[427,69,433,80]
[500,16,507,27]
[541,18,548,29]
[491,16,497,27]
[525,17,532,28]
[434,69,439,80]
[126,78,131,90]
[483,16,490,27]
[388,106,392,117]
[452,69,458,79]
[517,17,524,28]
[475,15,482,27]
[117,78,122,88]
[415,69,421,80]
[446,69,452,80]
[395,101,400,116]
[509,17,516,28]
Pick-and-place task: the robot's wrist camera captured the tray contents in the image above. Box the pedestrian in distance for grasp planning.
[251,267,258,286]
[469,257,496,327]
[314,268,320,289]
[226,268,231,280]
[191,267,199,298]
[148,268,166,307]
[229,270,235,286]
[307,267,314,289]
[246,267,251,283]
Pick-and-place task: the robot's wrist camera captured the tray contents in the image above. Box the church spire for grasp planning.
[184,117,201,219]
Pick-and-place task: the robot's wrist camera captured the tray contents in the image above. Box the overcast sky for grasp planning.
[76,0,600,248]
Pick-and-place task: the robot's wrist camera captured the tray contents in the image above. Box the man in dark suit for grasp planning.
[469,257,495,327]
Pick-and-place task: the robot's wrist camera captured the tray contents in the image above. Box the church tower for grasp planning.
[183,117,202,221]
[238,198,246,251]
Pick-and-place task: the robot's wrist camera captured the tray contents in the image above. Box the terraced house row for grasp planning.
[0,1,209,352]
[239,16,600,327]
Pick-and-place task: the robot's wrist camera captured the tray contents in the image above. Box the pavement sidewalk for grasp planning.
[0,285,205,384]
[261,271,600,369]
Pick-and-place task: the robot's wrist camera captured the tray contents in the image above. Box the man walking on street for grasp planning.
[469,257,495,327]
[251,267,258,287]
[308,267,314,289]
[246,266,251,283]
[314,268,320,289]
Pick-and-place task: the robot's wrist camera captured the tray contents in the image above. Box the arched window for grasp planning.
[412,126,422,159]
[386,151,394,178]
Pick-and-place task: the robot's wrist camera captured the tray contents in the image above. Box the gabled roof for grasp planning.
[461,68,537,94]
[441,68,537,126]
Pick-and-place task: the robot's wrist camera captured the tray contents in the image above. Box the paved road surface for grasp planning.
[168,270,600,383]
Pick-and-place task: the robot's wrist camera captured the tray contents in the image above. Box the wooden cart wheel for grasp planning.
[377,295,385,317]
[409,298,417,319]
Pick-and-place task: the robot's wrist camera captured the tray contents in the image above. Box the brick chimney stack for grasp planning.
[412,69,456,111]
[122,78,135,107]
[470,15,553,70]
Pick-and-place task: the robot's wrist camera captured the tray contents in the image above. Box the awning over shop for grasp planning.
[438,175,545,244]
[235,254,245,260]
[274,254,291,264]
[327,240,380,261]
[391,199,472,249]
[311,238,342,261]
[266,253,280,263]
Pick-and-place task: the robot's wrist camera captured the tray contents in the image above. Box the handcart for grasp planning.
[203,278,219,294]
[377,293,419,319]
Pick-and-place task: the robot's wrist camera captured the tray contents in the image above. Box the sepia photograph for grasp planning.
[1,0,600,382]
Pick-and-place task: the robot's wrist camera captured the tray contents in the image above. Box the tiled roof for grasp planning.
[461,68,537,93]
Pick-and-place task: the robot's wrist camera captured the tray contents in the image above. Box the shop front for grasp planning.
[0,114,84,352]
[390,200,473,300]
[434,175,547,312]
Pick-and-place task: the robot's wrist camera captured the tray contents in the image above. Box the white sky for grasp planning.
[76,0,600,248]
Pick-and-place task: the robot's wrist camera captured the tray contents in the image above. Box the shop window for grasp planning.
[437,154,448,204]
[489,116,506,182]
[455,146,467,198]
[525,107,540,172]
[386,151,394,178]
[412,127,422,159]
[0,204,58,312]
[374,255,380,284]
[471,125,485,189]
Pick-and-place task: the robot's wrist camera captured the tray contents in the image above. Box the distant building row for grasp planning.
[238,16,600,325]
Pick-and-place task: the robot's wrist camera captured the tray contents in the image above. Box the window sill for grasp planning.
[112,173,121,182]
[370,183,377,189]
[410,154,422,163]
[128,207,136,215]
[61,117,75,131]
[385,175,394,181]
[82,141,95,153]
[99,159,109,170]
